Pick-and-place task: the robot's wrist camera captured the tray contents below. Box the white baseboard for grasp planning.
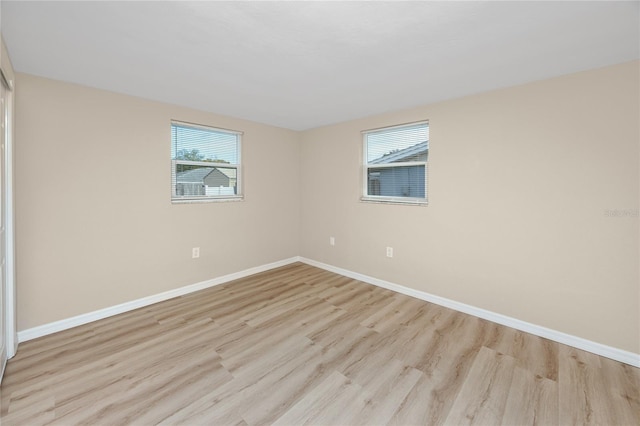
[17,257,300,343]
[17,255,639,368]
[299,257,640,368]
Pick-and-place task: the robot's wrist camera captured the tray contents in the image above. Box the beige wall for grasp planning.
[300,61,639,353]
[15,61,639,354]
[15,73,300,330]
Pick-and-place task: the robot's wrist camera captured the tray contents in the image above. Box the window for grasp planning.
[171,121,242,202]
[362,121,429,204]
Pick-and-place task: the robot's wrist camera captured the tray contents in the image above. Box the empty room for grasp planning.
[0,1,638,425]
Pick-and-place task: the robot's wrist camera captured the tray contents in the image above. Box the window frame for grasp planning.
[171,120,243,203]
[361,121,429,206]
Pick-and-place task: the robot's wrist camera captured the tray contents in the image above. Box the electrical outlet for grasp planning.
[330,236,335,246]
[192,247,200,258]
[386,247,393,258]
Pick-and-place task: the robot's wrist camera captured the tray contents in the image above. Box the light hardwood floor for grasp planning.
[1,262,639,425]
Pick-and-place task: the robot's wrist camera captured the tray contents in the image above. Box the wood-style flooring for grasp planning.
[1,262,639,425]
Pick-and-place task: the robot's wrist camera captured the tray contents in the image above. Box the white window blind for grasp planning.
[363,121,429,204]
[171,121,242,201]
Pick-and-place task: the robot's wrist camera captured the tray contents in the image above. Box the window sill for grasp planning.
[172,196,244,204]
[360,196,428,206]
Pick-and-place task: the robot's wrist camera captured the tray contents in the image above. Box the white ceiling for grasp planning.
[2,1,639,130]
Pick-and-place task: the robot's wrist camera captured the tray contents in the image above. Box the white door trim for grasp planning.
[3,68,15,359]
[0,61,16,362]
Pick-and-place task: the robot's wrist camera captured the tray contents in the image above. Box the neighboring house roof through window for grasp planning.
[369,141,428,164]
[176,167,217,183]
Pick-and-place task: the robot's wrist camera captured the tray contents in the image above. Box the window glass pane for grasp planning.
[172,123,238,165]
[175,164,238,197]
[367,165,425,198]
[363,121,428,203]
[171,121,242,201]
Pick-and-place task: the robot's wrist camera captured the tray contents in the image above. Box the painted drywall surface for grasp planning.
[15,73,300,330]
[300,61,640,353]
